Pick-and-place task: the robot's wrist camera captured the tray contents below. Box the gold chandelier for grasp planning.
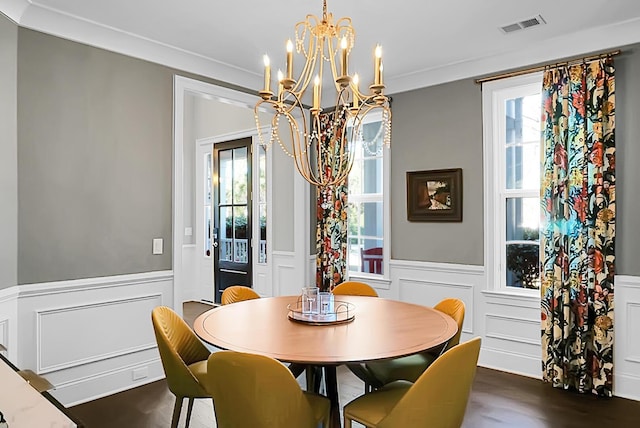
[254,0,391,188]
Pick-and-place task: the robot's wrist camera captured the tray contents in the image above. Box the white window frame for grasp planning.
[346,110,391,281]
[482,72,542,296]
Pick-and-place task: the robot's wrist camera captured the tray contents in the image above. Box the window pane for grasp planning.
[348,201,383,238]
[233,147,248,204]
[259,203,267,264]
[234,206,248,263]
[219,150,232,205]
[258,145,267,264]
[505,94,541,190]
[204,152,212,257]
[205,153,212,204]
[362,156,382,194]
[505,197,540,289]
[205,205,211,257]
[220,206,233,261]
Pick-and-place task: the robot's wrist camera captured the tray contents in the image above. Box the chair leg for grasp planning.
[171,396,183,428]
[185,397,195,427]
[288,362,305,378]
[344,415,352,428]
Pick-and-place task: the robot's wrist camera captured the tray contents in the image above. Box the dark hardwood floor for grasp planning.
[69,302,640,427]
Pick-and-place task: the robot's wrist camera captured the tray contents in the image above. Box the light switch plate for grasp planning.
[152,238,163,255]
[185,227,193,236]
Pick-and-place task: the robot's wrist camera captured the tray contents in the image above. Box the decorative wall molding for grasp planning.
[390,259,484,276]
[0,287,18,361]
[485,313,540,346]
[18,270,173,298]
[617,275,640,289]
[0,285,19,303]
[0,318,8,356]
[614,274,640,400]
[624,302,640,363]
[53,357,164,407]
[7,2,640,95]
[16,270,174,406]
[14,1,259,91]
[481,290,540,309]
[35,293,162,374]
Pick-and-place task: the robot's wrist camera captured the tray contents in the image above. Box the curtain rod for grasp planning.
[475,49,621,84]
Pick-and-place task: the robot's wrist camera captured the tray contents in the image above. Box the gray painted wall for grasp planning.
[615,44,640,276]
[17,28,173,284]
[0,14,18,289]
[8,25,640,283]
[390,79,484,265]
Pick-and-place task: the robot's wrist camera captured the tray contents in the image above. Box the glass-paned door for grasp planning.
[213,138,252,302]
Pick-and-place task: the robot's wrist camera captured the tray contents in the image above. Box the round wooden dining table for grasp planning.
[193,295,458,427]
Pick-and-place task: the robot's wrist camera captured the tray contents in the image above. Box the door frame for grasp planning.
[195,131,273,301]
[173,76,269,315]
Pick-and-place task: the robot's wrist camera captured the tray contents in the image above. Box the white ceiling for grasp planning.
[3,0,640,94]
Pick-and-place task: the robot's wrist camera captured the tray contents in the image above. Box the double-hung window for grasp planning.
[347,111,389,278]
[483,73,542,292]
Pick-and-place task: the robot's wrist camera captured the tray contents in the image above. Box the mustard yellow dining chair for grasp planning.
[365,298,466,387]
[221,285,260,305]
[344,337,481,428]
[205,351,330,428]
[332,280,380,391]
[332,281,378,297]
[151,306,211,428]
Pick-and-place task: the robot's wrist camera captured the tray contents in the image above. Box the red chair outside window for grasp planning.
[360,247,383,274]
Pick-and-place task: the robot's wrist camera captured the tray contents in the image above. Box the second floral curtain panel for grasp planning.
[540,58,616,397]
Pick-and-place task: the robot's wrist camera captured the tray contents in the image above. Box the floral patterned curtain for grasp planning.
[540,58,615,396]
[316,110,348,292]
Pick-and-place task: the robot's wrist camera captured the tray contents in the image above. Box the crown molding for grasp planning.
[0,0,31,23]
[386,16,640,94]
[12,1,262,91]
[4,2,640,95]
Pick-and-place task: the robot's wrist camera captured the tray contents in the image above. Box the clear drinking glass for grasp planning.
[302,286,319,314]
[319,292,334,315]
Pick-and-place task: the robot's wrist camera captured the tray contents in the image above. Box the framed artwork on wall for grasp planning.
[406,168,463,222]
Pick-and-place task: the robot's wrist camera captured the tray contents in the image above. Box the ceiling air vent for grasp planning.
[500,15,546,34]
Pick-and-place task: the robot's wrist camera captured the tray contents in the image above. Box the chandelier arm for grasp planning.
[290,25,321,102]
[326,35,343,93]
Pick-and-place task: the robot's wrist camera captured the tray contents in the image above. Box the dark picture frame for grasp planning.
[406,168,463,222]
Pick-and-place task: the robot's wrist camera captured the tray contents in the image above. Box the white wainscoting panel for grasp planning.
[398,278,474,334]
[17,271,173,406]
[272,251,303,296]
[0,318,8,357]
[614,275,640,401]
[36,294,161,374]
[181,244,199,302]
[390,260,483,337]
[0,286,18,360]
[254,270,270,297]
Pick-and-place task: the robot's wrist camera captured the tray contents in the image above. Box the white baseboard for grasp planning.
[478,346,541,379]
[614,371,640,401]
[51,358,165,407]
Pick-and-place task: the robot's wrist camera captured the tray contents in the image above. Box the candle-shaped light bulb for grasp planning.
[286,39,294,79]
[263,54,271,92]
[352,73,360,108]
[374,44,382,85]
[313,75,320,110]
[340,36,348,76]
[277,69,284,96]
